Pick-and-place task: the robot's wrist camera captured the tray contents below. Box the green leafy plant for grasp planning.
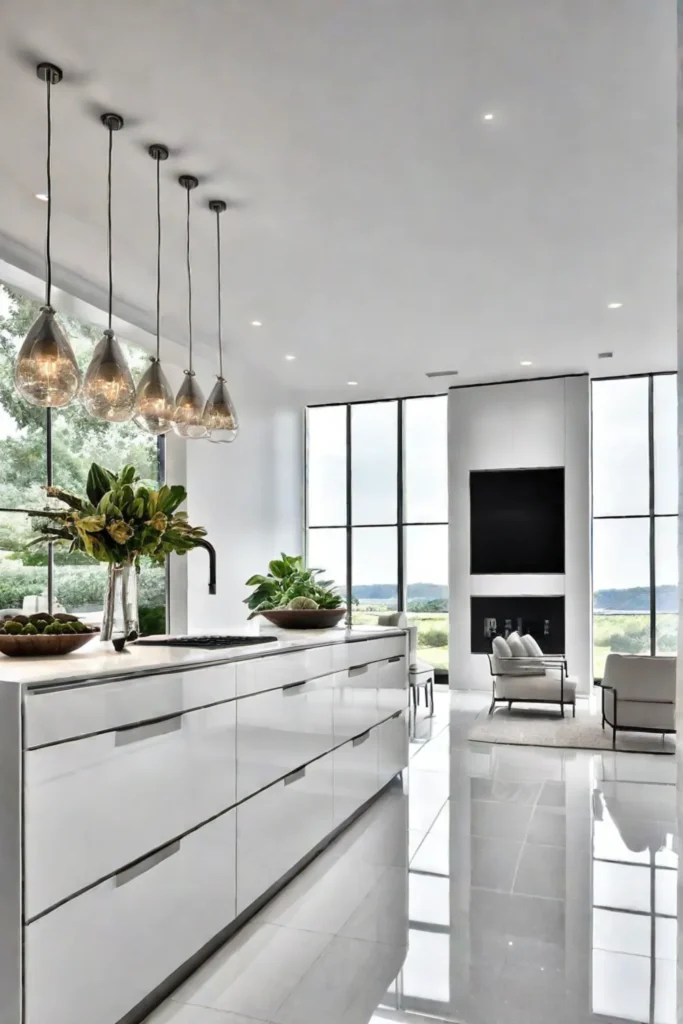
[27,462,206,567]
[244,553,344,617]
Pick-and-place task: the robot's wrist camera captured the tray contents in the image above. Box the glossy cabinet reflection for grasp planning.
[18,631,408,1024]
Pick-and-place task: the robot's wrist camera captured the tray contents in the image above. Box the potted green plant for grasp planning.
[29,462,206,639]
[244,553,346,629]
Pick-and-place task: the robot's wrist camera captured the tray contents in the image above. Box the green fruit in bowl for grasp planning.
[4,622,23,635]
[288,597,319,610]
[22,623,38,635]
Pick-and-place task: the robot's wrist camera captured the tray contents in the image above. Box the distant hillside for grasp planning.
[352,583,447,600]
[594,586,677,613]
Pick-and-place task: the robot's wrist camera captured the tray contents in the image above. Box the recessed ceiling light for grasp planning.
[347,381,358,386]
[520,360,532,367]
[482,113,494,121]
[607,302,623,309]
[285,354,296,361]
[251,320,262,327]
[35,193,48,202]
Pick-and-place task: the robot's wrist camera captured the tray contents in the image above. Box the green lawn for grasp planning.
[352,604,449,671]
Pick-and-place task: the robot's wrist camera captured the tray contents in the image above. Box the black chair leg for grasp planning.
[572,703,576,718]
[429,678,435,715]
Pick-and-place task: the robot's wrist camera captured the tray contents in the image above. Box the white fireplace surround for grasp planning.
[448,375,592,694]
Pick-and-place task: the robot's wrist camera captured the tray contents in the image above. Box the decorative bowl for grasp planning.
[0,631,99,657]
[259,608,347,630]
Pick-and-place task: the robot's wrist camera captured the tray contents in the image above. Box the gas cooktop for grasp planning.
[135,635,278,650]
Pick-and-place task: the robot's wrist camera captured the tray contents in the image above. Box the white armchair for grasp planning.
[487,632,577,717]
[377,612,434,714]
[601,653,676,749]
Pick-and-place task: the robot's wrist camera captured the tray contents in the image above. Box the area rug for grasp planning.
[468,706,675,754]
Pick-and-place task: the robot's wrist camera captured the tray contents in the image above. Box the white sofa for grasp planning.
[487,632,577,717]
[601,653,676,749]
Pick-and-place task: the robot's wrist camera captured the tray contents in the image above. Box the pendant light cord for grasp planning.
[155,155,161,361]
[215,210,224,380]
[44,78,52,307]
[106,124,113,330]
[186,186,193,373]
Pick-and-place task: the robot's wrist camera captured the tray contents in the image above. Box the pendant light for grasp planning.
[134,144,175,434]
[173,175,209,439]
[14,63,81,408]
[204,200,239,444]
[82,113,136,422]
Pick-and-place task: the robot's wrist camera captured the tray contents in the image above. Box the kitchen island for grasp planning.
[0,625,408,1024]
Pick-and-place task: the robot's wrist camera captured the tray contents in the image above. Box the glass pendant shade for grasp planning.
[14,305,81,407]
[81,329,136,422]
[205,377,238,443]
[134,358,175,435]
[173,371,209,438]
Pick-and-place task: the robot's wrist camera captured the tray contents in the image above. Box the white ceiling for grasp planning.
[0,0,676,402]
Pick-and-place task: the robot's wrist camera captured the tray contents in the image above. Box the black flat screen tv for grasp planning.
[470,468,565,574]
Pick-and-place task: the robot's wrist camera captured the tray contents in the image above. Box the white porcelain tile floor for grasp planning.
[144,688,679,1024]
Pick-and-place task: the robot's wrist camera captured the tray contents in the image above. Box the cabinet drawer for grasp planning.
[24,661,237,748]
[333,729,379,826]
[333,635,406,672]
[332,662,381,743]
[377,656,408,717]
[378,710,409,788]
[235,646,334,698]
[236,753,333,914]
[25,809,236,1024]
[25,701,236,919]
[236,676,334,801]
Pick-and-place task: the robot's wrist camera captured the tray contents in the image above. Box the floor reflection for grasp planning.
[146,690,679,1024]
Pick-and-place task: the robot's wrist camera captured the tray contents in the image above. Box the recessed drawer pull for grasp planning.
[349,664,369,677]
[352,731,371,747]
[283,680,307,693]
[115,715,182,746]
[115,840,181,887]
[387,656,402,664]
[284,765,306,786]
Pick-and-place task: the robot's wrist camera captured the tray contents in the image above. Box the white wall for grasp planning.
[171,350,303,633]
[448,375,592,694]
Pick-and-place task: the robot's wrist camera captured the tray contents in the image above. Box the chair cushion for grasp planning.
[507,632,527,658]
[602,688,674,730]
[492,636,512,659]
[495,675,577,702]
[521,634,544,657]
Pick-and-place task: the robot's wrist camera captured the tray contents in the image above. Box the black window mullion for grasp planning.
[397,400,405,613]
[648,374,656,655]
[345,404,352,625]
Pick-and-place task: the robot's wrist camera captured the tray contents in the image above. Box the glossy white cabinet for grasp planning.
[25,700,237,918]
[24,661,237,748]
[236,752,334,914]
[376,656,407,717]
[235,646,334,698]
[333,729,379,826]
[25,808,236,1024]
[236,676,335,800]
[378,710,409,788]
[332,634,406,672]
[332,662,380,743]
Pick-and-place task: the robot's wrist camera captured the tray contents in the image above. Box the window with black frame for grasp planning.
[0,282,167,634]
[306,394,449,674]
[592,374,678,679]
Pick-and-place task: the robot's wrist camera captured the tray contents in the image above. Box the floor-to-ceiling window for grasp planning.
[592,374,677,679]
[0,281,167,634]
[306,395,449,674]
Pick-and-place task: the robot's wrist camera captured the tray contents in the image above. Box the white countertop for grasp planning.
[0,625,405,689]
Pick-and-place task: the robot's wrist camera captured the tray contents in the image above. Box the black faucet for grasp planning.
[193,537,217,595]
